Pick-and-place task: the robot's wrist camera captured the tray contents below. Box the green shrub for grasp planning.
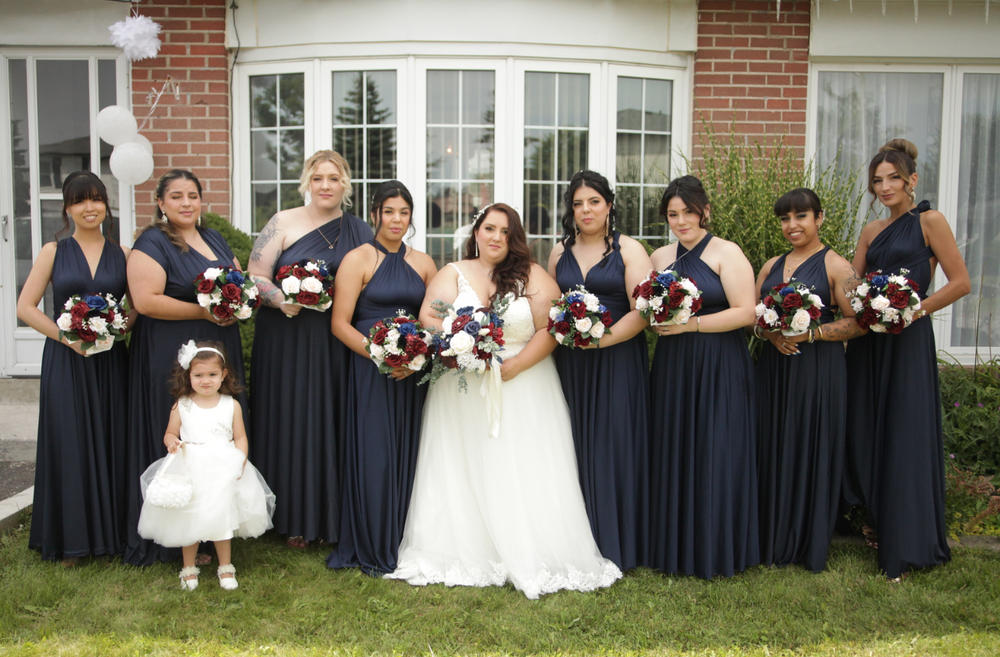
[944,458,1000,536]
[202,212,255,381]
[939,357,1000,476]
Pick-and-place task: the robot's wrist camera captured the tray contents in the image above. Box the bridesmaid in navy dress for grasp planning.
[125,169,247,566]
[755,188,864,572]
[846,139,969,580]
[16,171,130,563]
[547,170,652,571]
[647,175,759,579]
[248,150,372,548]
[326,180,436,574]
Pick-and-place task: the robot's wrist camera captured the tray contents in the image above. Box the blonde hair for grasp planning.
[298,150,353,208]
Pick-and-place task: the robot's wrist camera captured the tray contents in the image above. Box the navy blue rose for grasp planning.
[463,320,482,335]
[780,285,795,296]
[455,305,474,316]
[83,294,108,311]
[399,322,417,336]
[656,272,676,286]
[226,270,245,285]
[872,274,888,287]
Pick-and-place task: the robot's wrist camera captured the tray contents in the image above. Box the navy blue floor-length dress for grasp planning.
[648,233,759,579]
[326,241,427,574]
[553,231,649,571]
[124,226,247,566]
[29,238,129,561]
[251,213,372,543]
[845,200,950,579]
[757,247,846,572]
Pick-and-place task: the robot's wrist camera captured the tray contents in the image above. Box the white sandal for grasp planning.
[178,566,200,591]
[217,563,238,590]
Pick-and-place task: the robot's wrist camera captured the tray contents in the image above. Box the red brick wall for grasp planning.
[130,0,230,226]
[693,0,810,162]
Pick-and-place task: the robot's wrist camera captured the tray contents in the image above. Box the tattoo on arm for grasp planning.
[820,317,864,342]
[249,218,279,265]
[843,270,865,297]
[250,274,284,308]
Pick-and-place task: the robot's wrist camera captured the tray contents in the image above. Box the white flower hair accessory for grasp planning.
[176,340,225,370]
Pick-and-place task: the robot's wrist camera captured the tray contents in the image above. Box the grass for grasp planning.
[1,516,999,656]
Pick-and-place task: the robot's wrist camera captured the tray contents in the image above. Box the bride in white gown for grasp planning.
[386,203,621,599]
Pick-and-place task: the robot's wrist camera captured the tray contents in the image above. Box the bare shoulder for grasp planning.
[618,234,651,259]
[919,208,949,228]
[858,219,885,242]
[527,262,559,297]
[341,242,377,268]
[649,242,677,268]
[39,241,59,259]
[708,235,746,258]
[824,247,856,278]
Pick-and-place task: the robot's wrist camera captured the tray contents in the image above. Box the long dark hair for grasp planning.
[659,175,711,229]
[559,170,617,255]
[60,171,116,241]
[867,138,918,213]
[463,202,531,303]
[370,179,415,238]
[135,169,203,252]
[168,340,244,400]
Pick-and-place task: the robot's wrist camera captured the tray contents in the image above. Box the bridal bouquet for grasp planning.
[56,292,128,355]
[420,300,505,391]
[366,311,435,375]
[275,259,335,311]
[850,268,922,334]
[547,285,612,348]
[194,266,260,321]
[633,269,703,326]
[755,280,823,336]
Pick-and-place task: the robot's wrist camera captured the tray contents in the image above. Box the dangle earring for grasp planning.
[473,239,479,258]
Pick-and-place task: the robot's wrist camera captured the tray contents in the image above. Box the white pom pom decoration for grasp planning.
[108,15,162,62]
[96,105,138,146]
[110,142,155,186]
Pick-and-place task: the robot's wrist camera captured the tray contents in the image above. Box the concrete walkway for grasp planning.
[0,378,38,533]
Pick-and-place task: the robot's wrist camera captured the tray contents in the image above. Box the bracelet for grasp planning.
[808,328,814,344]
[817,325,824,341]
[696,316,701,332]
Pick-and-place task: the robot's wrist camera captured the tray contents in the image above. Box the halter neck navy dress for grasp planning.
[845,200,949,579]
[648,234,759,579]
[251,212,372,544]
[757,247,846,572]
[30,238,128,561]
[326,241,427,574]
[554,231,649,571]
[124,226,247,566]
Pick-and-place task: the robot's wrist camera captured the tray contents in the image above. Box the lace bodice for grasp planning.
[450,263,534,355]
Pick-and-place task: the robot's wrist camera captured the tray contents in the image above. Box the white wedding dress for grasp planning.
[385,264,621,599]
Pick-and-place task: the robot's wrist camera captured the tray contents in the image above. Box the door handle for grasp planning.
[1,214,8,242]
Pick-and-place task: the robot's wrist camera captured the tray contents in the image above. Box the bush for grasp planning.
[202,212,255,381]
[939,357,1000,476]
[945,458,1000,536]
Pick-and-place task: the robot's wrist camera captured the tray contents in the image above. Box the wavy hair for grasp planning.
[134,169,204,252]
[867,138,918,213]
[463,202,531,303]
[370,179,415,238]
[559,170,616,255]
[658,175,711,229]
[168,340,244,400]
[298,149,353,208]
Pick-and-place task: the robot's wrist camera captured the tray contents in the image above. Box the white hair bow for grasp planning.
[177,340,199,370]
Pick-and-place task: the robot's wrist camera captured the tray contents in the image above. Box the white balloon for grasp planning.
[132,133,153,154]
[96,105,137,146]
[110,142,154,186]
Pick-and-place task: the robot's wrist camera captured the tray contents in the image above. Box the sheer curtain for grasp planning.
[953,74,1000,350]
[815,71,943,223]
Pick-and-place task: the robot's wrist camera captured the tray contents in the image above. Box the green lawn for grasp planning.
[1,515,999,656]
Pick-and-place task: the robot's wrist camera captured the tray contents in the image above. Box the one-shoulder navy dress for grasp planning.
[845,200,949,579]
[648,234,759,579]
[757,247,846,572]
[124,226,247,566]
[554,231,649,571]
[29,238,129,561]
[251,213,372,544]
[326,241,427,574]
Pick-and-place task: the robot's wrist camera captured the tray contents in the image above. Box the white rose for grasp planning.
[202,267,223,280]
[549,306,561,320]
[808,294,823,308]
[449,330,475,355]
[754,302,767,319]
[870,295,890,312]
[763,308,779,327]
[674,308,691,325]
[300,276,323,294]
[882,307,899,322]
[902,308,915,325]
[56,313,73,331]
[554,332,566,344]
[236,305,253,320]
[210,291,223,303]
[590,322,606,339]
[89,316,108,333]
[197,293,213,307]
[583,293,599,312]
[111,314,127,330]
[574,317,593,334]
[386,328,400,344]
[635,296,649,311]
[790,308,811,333]
[369,343,385,360]
[680,278,698,294]
[854,282,869,298]
[63,299,74,310]
[281,277,301,295]
[304,261,319,272]
[442,317,454,334]
[457,351,484,372]
[650,297,663,311]
[408,354,426,371]
[888,275,906,286]
[850,298,863,313]
[246,285,259,299]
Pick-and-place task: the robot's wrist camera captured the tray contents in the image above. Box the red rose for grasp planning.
[197,278,216,294]
[276,265,292,279]
[451,315,470,331]
[292,266,309,279]
[886,283,900,295]
[212,303,234,320]
[373,327,389,344]
[807,305,821,320]
[691,298,703,314]
[394,317,410,325]
[889,289,909,309]
[70,316,85,330]
[555,321,571,334]
[654,309,670,323]
[220,283,242,302]
[570,301,587,319]
[296,291,320,306]
[781,293,803,310]
[763,295,774,308]
[106,310,116,324]
[406,334,428,355]
[71,301,90,320]
[547,318,555,331]
[667,285,685,307]
[76,327,97,343]
[601,310,612,326]
[858,308,878,329]
[886,318,905,335]
[385,353,407,367]
[573,333,590,347]
[635,280,653,299]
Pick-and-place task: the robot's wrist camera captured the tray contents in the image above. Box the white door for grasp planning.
[0,51,130,376]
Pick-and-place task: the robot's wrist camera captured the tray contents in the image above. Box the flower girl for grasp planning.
[138,340,275,590]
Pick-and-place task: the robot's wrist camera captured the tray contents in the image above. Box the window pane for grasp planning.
[644,186,667,238]
[427,126,459,179]
[278,73,304,126]
[524,183,556,236]
[556,129,587,181]
[617,77,642,130]
[367,71,396,124]
[280,183,302,211]
[250,75,276,128]
[952,73,1000,348]
[252,183,277,233]
[335,70,397,206]
[462,127,494,179]
[616,133,641,184]
[427,70,459,124]
[616,186,640,236]
[37,60,90,193]
[524,72,554,126]
[524,128,553,181]
[462,71,495,125]
[557,73,589,127]
[279,129,304,180]
[333,71,363,125]
[251,131,277,180]
[370,127,397,179]
[644,134,670,182]
[427,182,461,233]
[333,126,363,177]
[645,79,672,132]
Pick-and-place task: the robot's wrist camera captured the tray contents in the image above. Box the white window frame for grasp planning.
[806,61,1000,360]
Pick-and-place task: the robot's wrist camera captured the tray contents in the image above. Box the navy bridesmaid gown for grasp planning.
[124,226,247,566]
[845,200,950,579]
[251,213,372,543]
[326,241,427,574]
[29,238,128,560]
[648,233,759,579]
[554,231,649,571]
[757,247,846,572]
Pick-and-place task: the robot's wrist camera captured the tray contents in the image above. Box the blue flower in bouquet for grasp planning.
[566,292,583,304]
[455,305,474,316]
[656,272,677,286]
[83,294,108,311]
[780,285,795,296]
[318,264,330,278]
[463,320,482,335]
[871,274,888,287]
[226,270,245,285]
[399,322,417,336]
